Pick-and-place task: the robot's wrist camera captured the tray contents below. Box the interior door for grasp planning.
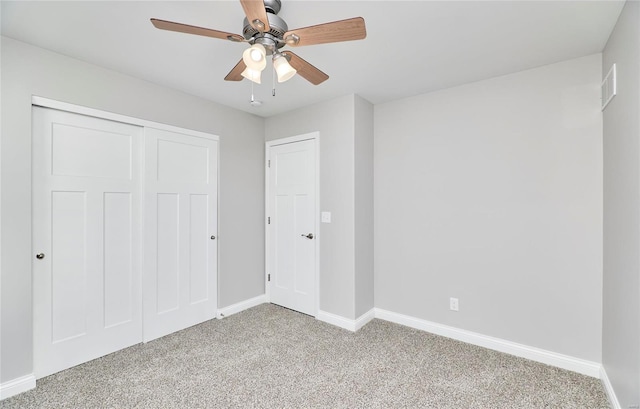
[267,138,317,316]
[143,127,218,342]
[32,107,143,378]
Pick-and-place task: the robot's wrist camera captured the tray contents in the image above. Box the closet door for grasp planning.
[32,107,143,378]
[143,127,218,342]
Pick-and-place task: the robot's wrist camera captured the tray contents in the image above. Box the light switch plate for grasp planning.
[321,211,331,223]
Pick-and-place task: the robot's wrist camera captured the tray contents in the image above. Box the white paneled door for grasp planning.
[32,107,143,378]
[267,137,317,316]
[143,128,218,342]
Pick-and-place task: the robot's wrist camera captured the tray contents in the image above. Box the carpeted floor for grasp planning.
[1,303,609,408]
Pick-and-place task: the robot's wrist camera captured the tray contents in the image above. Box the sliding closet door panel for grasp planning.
[144,127,218,342]
[33,107,143,379]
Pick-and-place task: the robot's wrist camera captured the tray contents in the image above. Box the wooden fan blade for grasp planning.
[225,59,247,81]
[239,0,271,32]
[284,17,366,47]
[150,18,245,42]
[283,52,329,85]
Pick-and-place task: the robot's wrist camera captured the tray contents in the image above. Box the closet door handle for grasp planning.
[301,233,314,240]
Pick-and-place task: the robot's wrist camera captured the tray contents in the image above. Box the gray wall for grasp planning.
[1,37,265,384]
[265,95,357,319]
[602,1,640,406]
[374,54,603,361]
[354,95,374,318]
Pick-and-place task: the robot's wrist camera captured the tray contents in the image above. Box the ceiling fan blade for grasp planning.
[284,17,366,47]
[283,52,329,85]
[225,59,247,81]
[150,18,245,42]
[239,0,271,32]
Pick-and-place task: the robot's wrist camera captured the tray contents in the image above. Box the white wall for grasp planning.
[265,95,357,319]
[354,95,374,318]
[602,1,640,406]
[1,37,265,384]
[374,54,603,361]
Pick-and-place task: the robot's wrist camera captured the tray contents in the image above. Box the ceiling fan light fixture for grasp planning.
[241,67,262,84]
[273,54,297,83]
[242,44,267,71]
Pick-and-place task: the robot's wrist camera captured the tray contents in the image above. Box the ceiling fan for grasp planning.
[151,0,366,86]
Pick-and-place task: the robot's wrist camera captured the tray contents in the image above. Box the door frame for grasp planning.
[265,132,320,316]
[31,96,220,342]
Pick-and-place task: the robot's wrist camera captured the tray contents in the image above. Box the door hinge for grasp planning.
[268,160,271,168]
[268,217,270,224]
[268,274,271,282]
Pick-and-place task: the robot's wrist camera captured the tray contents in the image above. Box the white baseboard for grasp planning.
[600,366,621,409]
[317,310,356,331]
[217,294,266,319]
[317,308,375,332]
[374,308,601,378]
[0,374,36,400]
[355,309,376,331]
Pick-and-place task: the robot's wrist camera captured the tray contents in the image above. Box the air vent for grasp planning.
[602,63,617,111]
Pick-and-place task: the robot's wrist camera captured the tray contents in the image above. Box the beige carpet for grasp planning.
[1,304,609,408]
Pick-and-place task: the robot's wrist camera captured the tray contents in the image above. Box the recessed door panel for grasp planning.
[157,139,209,184]
[51,191,87,342]
[294,194,313,296]
[103,192,133,328]
[275,194,294,290]
[189,194,209,304]
[156,193,180,314]
[51,123,132,179]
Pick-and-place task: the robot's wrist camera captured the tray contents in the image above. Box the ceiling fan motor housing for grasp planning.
[242,14,287,53]
[263,0,282,15]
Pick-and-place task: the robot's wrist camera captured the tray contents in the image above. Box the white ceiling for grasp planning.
[1,1,624,117]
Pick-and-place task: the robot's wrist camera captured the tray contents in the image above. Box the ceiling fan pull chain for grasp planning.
[272,63,276,97]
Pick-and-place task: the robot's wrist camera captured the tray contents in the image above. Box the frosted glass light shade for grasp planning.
[242,44,266,71]
[241,67,262,84]
[274,56,297,83]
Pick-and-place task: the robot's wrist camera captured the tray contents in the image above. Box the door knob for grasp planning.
[301,233,314,240]
[36,253,45,259]
[211,235,216,240]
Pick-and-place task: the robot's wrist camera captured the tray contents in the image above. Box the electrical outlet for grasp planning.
[450,297,459,312]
